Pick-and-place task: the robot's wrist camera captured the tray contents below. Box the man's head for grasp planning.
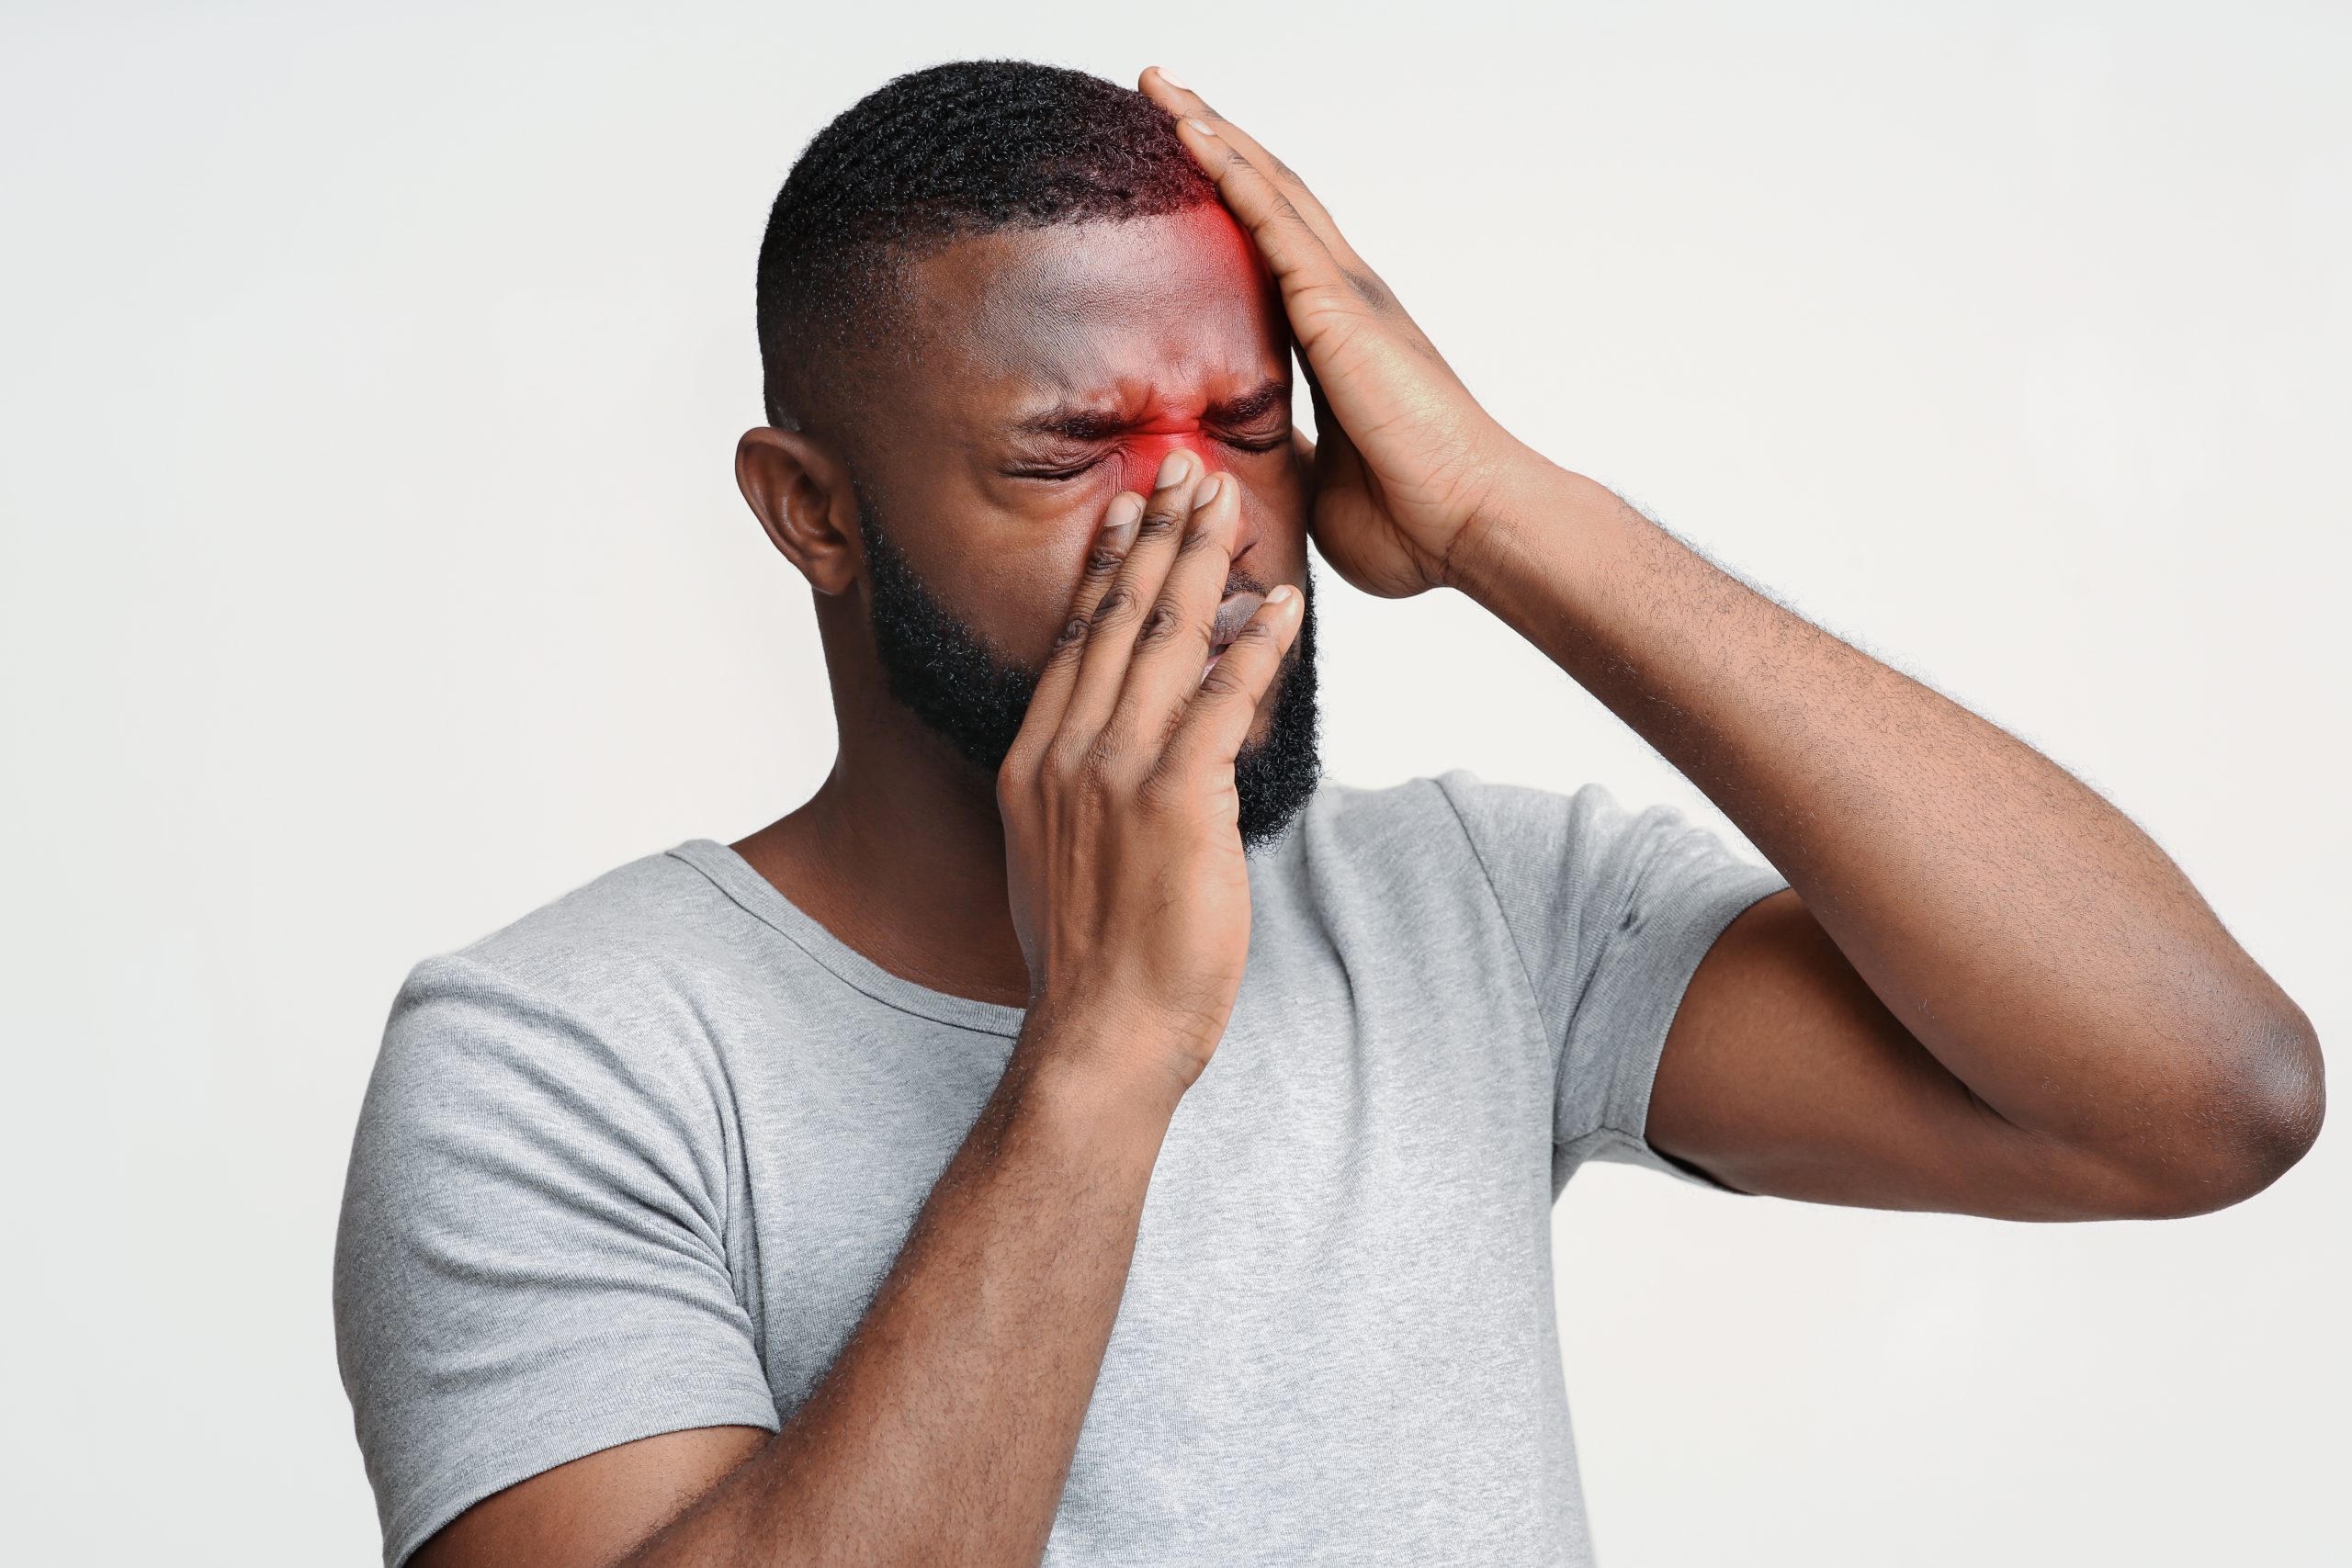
[738,61,1320,849]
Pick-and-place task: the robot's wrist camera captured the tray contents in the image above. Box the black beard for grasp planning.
[857,494,1322,852]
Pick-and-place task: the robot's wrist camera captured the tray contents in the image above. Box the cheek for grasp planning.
[1112,429,1227,494]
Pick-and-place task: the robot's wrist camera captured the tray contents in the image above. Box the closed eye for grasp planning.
[1005,454,1109,482]
[1004,425,1291,483]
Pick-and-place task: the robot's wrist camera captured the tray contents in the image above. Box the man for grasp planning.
[334,60,2324,1568]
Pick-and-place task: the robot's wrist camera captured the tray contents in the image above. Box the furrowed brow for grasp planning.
[1010,378,1290,441]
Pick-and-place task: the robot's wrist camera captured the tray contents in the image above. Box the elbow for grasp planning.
[2129,1005,2325,1220]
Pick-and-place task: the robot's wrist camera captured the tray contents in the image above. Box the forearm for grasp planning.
[624,1016,1178,1568]
[1450,460,2319,1177]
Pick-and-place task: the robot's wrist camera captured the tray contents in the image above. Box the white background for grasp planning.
[4,3,2346,1562]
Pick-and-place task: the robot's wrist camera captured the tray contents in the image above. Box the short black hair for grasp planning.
[754,60,1217,432]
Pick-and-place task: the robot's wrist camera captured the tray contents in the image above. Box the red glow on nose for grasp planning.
[1113,423,1226,494]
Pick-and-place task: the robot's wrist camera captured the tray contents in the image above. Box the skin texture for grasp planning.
[413,66,2325,1568]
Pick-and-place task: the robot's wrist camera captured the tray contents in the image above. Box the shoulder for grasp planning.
[442,843,744,998]
[1268,769,1626,892]
[1260,769,1771,963]
[371,845,754,1124]
[1251,770,1607,948]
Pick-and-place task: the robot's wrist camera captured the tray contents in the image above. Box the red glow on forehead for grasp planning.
[983,203,1287,491]
[1171,198,1257,261]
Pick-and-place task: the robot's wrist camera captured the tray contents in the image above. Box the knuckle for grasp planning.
[1173,524,1221,559]
[1137,742,1200,802]
[1136,504,1185,540]
[1136,602,1187,647]
[1292,295,1363,343]
[1082,542,1126,578]
[1080,728,1131,785]
[1090,584,1138,626]
[1196,664,1250,701]
[1043,735,1090,782]
[1051,611,1093,652]
[1299,277,1360,316]
[1341,265,1392,311]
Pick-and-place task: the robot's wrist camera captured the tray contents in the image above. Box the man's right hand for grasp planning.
[413,451,1300,1568]
[997,449,1304,1099]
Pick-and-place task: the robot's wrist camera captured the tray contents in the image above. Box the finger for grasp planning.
[1160,112,1363,352]
[1147,70,1447,363]
[1106,466,1245,750]
[1056,450,1207,740]
[1016,489,1146,749]
[1165,112,1454,381]
[1141,68,1355,264]
[1164,582,1306,773]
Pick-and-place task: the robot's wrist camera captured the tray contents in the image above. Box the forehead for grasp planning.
[896,206,1286,429]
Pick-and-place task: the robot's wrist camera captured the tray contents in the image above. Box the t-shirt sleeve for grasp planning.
[1436,771,1791,1196]
[334,952,781,1568]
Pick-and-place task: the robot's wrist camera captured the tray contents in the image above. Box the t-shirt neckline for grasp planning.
[666,839,1029,1039]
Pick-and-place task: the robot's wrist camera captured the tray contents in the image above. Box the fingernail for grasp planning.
[1193,473,1224,510]
[1186,118,1216,138]
[1268,583,1296,604]
[1102,491,1143,544]
[1154,66,1186,90]
[1155,450,1192,490]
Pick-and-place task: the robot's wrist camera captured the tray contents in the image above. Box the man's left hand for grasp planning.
[1143,66,1545,600]
[1142,64,2324,1223]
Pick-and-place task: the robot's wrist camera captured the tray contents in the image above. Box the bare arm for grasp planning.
[1461,472,2323,1218]
[1141,67,2322,1222]
[619,1031,1184,1568]
[416,1035,1176,1568]
[416,454,1297,1565]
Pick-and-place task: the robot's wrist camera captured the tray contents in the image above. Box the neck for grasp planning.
[732,693,1033,1010]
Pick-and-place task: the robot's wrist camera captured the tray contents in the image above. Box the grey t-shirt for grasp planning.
[335,771,1788,1567]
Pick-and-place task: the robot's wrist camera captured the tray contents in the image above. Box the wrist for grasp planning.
[1008,993,1201,1131]
[1438,455,1617,604]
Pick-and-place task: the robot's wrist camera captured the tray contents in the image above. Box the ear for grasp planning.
[736,426,863,596]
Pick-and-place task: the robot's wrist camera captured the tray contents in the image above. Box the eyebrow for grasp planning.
[1011,378,1291,442]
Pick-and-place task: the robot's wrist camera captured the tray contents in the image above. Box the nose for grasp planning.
[1115,428,1227,497]
[1114,427,1263,583]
